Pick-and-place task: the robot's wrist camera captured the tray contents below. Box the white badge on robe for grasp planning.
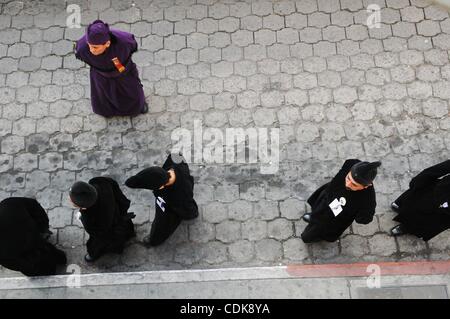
[440,202,448,209]
[329,197,347,217]
[156,196,166,212]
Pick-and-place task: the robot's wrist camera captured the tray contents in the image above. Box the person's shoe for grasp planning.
[40,230,53,240]
[302,213,312,223]
[141,102,149,114]
[142,234,152,247]
[55,249,67,265]
[84,254,96,263]
[391,202,400,213]
[390,225,406,236]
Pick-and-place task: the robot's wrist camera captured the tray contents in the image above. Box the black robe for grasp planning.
[147,154,198,246]
[0,198,66,276]
[80,177,135,259]
[394,159,450,241]
[302,159,377,242]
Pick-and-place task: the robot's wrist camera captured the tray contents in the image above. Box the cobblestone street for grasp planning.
[0,0,449,277]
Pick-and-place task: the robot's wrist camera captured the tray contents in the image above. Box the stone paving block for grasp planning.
[396,235,428,254]
[299,27,322,43]
[1,135,25,154]
[173,242,204,265]
[428,232,450,251]
[263,14,285,31]
[214,91,236,109]
[58,226,85,248]
[425,49,449,66]
[290,42,313,58]
[242,219,268,241]
[337,40,360,56]
[7,43,30,59]
[423,98,449,118]
[268,218,293,240]
[0,155,13,173]
[254,200,279,220]
[228,240,255,263]
[408,35,433,51]
[283,238,309,261]
[188,222,215,243]
[201,241,228,265]
[255,238,283,261]
[379,8,401,25]
[346,25,369,41]
[341,235,370,257]
[417,20,441,37]
[433,81,450,99]
[48,207,73,228]
[310,241,340,260]
[383,37,408,53]
[424,5,449,21]
[368,233,398,256]
[277,106,301,125]
[369,23,392,40]
[227,2,250,18]
[390,64,415,83]
[313,41,336,57]
[202,202,228,223]
[308,12,330,29]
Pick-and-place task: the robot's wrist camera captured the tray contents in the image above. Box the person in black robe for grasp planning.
[301,159,381,243]
[125,153,198,247]
[390,159,450,241]
[0,197,66,276]
[75,20,148,117]
[69,177,136,262]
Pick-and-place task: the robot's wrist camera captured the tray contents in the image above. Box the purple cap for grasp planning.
[86,20,111,45]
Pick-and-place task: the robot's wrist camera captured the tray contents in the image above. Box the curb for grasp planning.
[1,260,449,290]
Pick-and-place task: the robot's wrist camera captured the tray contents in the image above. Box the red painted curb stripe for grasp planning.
[286,260,450,278]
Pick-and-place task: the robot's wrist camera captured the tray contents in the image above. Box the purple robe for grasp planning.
[75,29,146,117]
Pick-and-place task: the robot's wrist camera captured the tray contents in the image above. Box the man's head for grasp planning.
[69,181,98,209]
[125,167,171,191]
[86,20,111,55]
[346,161,382,191]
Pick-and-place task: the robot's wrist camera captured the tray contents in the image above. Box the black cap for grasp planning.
[350,161,382,186]
[69,181,98,208]
[125,167,170,191]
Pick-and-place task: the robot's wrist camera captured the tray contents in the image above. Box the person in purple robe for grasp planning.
[75,20,148,117]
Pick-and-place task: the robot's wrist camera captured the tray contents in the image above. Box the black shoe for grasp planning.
[84,254,96,263]
[391,202,400,213]
[141,102,149,114]
[390,225,406,236]
[302,213,312,223]
[55,249,67,265]
[143,234,152,247]
[40,230,53,240]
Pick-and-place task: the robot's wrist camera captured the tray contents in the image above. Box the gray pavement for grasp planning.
[0,0,449,278]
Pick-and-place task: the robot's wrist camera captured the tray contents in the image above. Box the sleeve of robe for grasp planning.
[112,30,138,56]
[410,160,450,189]
[21,198,49,233]
[167,155,199,220]
[83,180,115,238]
[103,177,131,215]
[81,182,117,258]
[307,183,329,208]
[354,190,376,224]
[74,36,87,62]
